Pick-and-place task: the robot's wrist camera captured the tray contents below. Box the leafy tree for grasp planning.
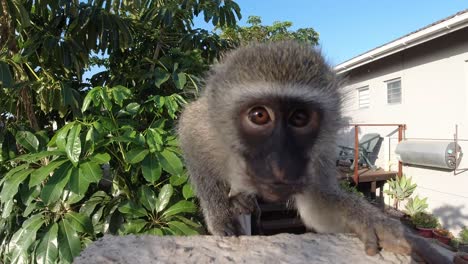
[0,0,241,263]
[219,15,319,46]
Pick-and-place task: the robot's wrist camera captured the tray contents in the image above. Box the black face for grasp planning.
[237,96,322,202]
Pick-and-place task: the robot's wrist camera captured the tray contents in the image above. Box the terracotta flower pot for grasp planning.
[432,229,451,245]
[416,226,433,238]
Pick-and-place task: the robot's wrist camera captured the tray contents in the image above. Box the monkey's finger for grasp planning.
[362,228,380,256]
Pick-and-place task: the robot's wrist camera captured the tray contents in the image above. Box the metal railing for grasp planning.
[349,124,406,183]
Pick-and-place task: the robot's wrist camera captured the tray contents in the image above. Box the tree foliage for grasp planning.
[0,0,241,263]
[219,15,319,47]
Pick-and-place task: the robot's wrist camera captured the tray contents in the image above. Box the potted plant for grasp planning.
[403,195,429,228]
[433,228,453,245]
[411,212,439,238]
[459,227,468,253]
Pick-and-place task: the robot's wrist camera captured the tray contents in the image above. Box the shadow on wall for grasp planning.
[432,204,468,230]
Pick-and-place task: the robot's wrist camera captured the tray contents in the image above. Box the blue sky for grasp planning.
[84,2,467,79]
[194,1,467,66]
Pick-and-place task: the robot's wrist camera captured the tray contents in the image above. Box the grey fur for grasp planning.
[177,41,448,263]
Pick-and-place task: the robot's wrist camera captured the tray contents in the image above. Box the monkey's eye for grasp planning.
[248,106,271,125]
[289,109,310,127]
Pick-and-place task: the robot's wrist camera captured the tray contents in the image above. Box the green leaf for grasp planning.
[23,201,37,217]
[125,102,140,116]
[155,67,170,88]
[0,163,28,185]
[138,186,157,212]
[118,201,147,218]
[16,131,39,152]
[36,223,59,264]
[79,191,109,218]
[0,168,34,204]
[14,150,64,163]
[81,87,100,113]
[66,191,85,205]
[0,61,13,88]
[30,159,68,187]
[69,166,89,195]
[125,148,149,164]
[169,174,188,186]
[8,214,45,264]
[162,200,197,218]
[173,72,187,90]
[145,228,163,236]
[2,198,15,219]
[65,124,82,166]
[58,218,82,263]
[111,85,132,107]
[158,149,183,176]
[90,153,111,164]
[121,219,147,234]
[53,122,74,151]
[99,87,112,111]
[79,160,102,183]
[146,128,163,153]
[156,184,173,213]
[40,162,73,205]
[141,154,162,183]
[182,183,195,199]
[65,212,94,235]
[167,221,198,235]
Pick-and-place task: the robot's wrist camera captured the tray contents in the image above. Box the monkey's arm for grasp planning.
[178,99,254,236]
[295,187,450,263]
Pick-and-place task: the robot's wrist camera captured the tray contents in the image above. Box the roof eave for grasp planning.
[334,11,468,74]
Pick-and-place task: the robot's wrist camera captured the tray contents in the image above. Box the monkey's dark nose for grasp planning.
[271,162,287,181]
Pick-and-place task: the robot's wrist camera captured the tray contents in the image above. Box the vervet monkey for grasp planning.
[178,41,448,263]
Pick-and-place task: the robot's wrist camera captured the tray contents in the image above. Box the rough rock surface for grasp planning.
[74,233,418,264]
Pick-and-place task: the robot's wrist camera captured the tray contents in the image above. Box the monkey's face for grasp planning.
[236,96,322,202]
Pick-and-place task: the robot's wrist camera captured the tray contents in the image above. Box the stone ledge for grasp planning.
[74,233,423,264]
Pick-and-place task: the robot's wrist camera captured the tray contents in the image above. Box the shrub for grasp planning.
[411,212,440,229]
[339,180,364,197]
[459,227,468,244]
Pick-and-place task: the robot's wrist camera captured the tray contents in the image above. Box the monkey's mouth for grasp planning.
[256,182,303,202]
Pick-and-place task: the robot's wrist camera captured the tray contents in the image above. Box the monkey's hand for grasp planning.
[228,190,257,215]
[295,189,451,263]
[345,203,451,263]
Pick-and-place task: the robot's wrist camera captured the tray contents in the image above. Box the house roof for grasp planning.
[334,9,468,74]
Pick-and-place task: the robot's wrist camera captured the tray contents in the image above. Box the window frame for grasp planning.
[386,78,402,105]
[357,86,370,109]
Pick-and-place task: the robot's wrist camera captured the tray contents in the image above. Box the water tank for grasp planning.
[395,140,462,170]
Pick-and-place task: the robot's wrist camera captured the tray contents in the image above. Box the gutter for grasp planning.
[334,11,468,74]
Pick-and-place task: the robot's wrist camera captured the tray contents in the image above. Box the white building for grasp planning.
[334,10,468,234]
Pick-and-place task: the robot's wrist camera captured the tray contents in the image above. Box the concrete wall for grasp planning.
[338,28,468,234]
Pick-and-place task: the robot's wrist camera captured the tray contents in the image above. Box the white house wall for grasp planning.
[338,28,468,234]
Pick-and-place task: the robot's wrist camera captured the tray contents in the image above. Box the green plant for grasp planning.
[384,175,417,210]
[0,1,243,263]
[404,195,428,216]
[411,212,440,229]
[459,227,468,244]
[339,180,364,197]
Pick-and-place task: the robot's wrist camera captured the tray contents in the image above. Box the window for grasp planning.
[357,86,370,109]
[386,78,401,104]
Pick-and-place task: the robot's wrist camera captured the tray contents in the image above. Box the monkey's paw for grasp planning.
[207,217,245,236]
[228,192,257,215]
[351,216,449,263]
